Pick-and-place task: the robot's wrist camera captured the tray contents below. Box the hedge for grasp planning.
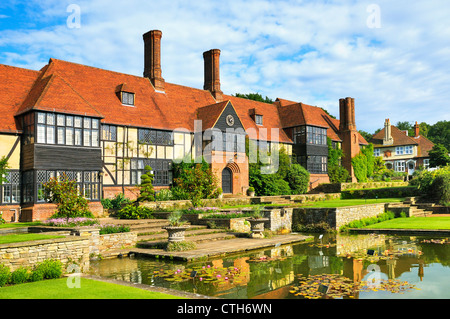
[341,186,419,199]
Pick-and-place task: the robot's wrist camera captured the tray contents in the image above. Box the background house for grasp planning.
[370,119,434,176]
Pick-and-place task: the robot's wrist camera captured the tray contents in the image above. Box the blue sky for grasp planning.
[0,0,449,133]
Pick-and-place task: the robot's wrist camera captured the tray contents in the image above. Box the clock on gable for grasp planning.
[226,114,235,126]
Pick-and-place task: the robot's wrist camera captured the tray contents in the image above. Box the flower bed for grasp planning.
[41,217,98,228]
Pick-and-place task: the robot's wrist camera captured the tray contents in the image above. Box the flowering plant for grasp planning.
[42,217,98,227]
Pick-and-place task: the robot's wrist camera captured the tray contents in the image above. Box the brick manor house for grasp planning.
[0,30,368,221]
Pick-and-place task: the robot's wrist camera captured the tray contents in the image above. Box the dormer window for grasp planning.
[121,92,135,106]
[255,114,263,125]
[250,108,263,125]
[116,83,135,106]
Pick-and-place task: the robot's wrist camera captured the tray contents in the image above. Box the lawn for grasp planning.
[365,217,450,230]
[303,198,405,208]
[0,222,41,229]
[0,277,185,299]
[0,233,65,245]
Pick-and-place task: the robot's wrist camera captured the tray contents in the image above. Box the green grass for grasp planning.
[0,233,65,245]
[0,278,185,299]
[364,217,450,230]
[303,198,405,208]
[0,222,41,229]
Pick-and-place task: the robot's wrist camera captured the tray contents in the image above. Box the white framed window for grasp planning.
[373,148,380,157]
[405,145,413,155]
[395,146,404,155]
[395,160,406,172]
[255,115,263,125]
[122,92,135,106]
[423,159,430,169]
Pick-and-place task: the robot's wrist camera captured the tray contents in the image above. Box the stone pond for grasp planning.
[89,233,450,299]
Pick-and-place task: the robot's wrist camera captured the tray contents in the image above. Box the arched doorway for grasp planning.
[222,167,232,194]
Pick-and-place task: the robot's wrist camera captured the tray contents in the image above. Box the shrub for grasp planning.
[410,166,450,200]
[117,204,153,219]
[29,267,44,282]
[430,174,450,204]
[328,165,350,183]
[42,174,93,219]
[137,165,155,202]
[165,241,197,252]
[99,224,130,235]
[10,267,30,285]
[339,211,397,232]
[0,264,11,287]
[101,193,132,209]
[34,259,63,279]
[155,189,173,201]
[172,158,221,207]
[259,174,291,196]
[286,164,310,194]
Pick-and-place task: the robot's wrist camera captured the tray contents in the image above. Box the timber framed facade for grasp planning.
[0,30,368,221]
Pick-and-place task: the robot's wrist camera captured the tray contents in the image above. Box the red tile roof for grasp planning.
[370,125,434,157]
[0,64,40,133]
[371,125,418,147]
[0,58,367,146]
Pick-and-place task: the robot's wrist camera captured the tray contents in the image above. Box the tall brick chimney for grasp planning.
[414,121,420,138]
[339,97,360,182]
[203,49,223,102]
[143,30,165,92]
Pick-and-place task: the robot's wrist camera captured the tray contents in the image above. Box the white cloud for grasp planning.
[0,0,449,132]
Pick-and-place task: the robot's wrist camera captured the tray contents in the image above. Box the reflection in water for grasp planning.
[89,234,450,299]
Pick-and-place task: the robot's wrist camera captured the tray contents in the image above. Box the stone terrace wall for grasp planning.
[293,203,385,231]
[0,237,90,272]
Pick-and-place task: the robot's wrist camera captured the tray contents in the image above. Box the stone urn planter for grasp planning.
[164,211,189,243]
[246,205,268,238]
[163,225,190,242]
[246,218,269,238]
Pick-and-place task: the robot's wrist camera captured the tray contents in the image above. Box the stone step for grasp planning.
[137,227,223,242]
[137,231,238,248]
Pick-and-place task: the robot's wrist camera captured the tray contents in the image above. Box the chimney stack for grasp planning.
[383,119,393,145]
[339,97,356,131]
[414,121,420,138]
[339,97,359,183]
[203,49,223,102]
[143,30,165,92]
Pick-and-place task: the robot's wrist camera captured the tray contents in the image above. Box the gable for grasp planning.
[213,101,245,132]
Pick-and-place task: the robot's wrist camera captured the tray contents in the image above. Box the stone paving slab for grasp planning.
[130,233,312,261]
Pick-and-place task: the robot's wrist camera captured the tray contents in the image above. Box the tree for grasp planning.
[233,93,273,104]
[395,121,414,137]
[428,144,450,168]
[428,121,450,151]
[358,130,373,142]
[286,164,310,194]
[137,165,155,202]
[42,174,93,219]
